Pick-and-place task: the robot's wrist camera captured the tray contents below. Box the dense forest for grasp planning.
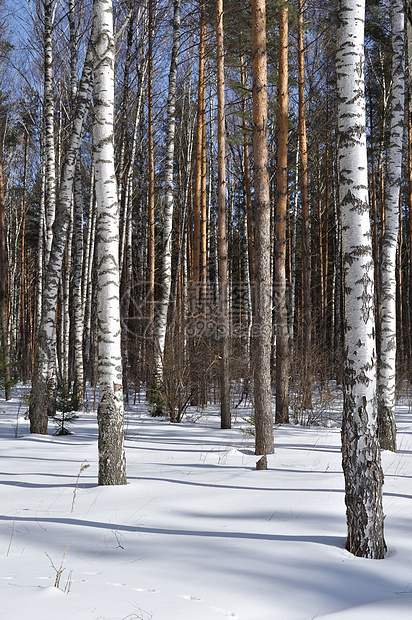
[0,0,409,558]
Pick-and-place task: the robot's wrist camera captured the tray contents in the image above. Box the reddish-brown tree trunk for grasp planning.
[193,4,206,307]
[251,0,274,456]
[298,0,311,408]
[274,0,289,424]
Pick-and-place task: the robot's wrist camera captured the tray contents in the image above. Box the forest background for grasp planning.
[0,0,410,562]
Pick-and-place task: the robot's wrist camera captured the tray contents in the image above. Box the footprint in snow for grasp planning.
[107,582,128,587]
[211,607,238,618]
[179,594,203,601]
[133,587,159,594]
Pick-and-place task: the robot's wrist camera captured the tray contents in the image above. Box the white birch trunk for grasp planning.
[44,0,56,266]
[36,152,46,332]
[289,145,298,348]
[407,6,412,85]
[120,49,147,393]
[378,0,404,452]
[117,14,136,275]
[119,47,147,277]
[337,0,386,558]
[83,167,96,384]
[241,202,252,368]
[216,0,231,428]
[122,187,133,399]
[73,163,84,409]
[61,199,73,394]
[68,0,78,104]
[152,0,181,386]
[93,0,126,485]
[29,44,93,434]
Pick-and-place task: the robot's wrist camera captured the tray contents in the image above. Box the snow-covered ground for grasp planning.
[1,385,411,620]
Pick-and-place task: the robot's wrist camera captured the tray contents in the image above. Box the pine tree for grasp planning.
[251,0,274,457]
[274,0,289,425]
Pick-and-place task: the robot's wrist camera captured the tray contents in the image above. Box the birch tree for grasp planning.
[216,0,230,429]
[72,164,84,410]
[378,0,404,452]
[0,146,11,400]
[147,0,155,390]
[43,0,56,266]
[42,0,58,415]
[29,44,93,434]
[337,0,386,558]
[152,0,181,387]
[93,0,126,485]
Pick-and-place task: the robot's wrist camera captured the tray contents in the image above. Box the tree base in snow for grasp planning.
[256,456,268,470]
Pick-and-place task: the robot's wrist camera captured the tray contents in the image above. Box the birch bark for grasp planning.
[216,0,230,429]
[378,0,404,452]
[337,0,386,558]
[121,50,147,394]
[43,0,58,413]
[43,0,56,266]
[406,2,412,372]
[152,0,181,386]
[36,152,46,332]
[61,200,73,395]
[147,0,155,390]
[83,166,96,384]
[0,147,11,400]
[72,163,84,409]
[29,44,93,434]
[93,0,126,485]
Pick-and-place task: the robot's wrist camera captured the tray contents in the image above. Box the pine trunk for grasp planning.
[251,0,274,456]
[193,4,206,302]
[298,0,312,410]
[274,0,289,425]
